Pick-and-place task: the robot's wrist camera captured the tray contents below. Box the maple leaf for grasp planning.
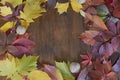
[80,30,99,46]
[55,2,69,14]
[43,64,63,80]
[1,0,22,7]
[81,53,92,66]
[55,61,75,80]
[28,70,51,80]
[89,60,116,80]
[0,54,38,80]
[19,0,46,23]
[55,0,82,14]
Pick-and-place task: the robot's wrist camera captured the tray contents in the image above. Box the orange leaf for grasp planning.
[80,30,99,45]
[85,13,108,30]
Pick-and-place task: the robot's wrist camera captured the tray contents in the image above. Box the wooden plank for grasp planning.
[28,8,90,64]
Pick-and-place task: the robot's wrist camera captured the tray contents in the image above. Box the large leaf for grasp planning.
[0,54,38,80]
[16,55,38,74]
[1,0,22,7]
[80,10,108,30]
[19,0,46,22]
[28,70,51,80]
[55,61,75,80]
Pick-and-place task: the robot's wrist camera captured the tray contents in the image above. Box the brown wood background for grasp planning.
[28,8,90,64]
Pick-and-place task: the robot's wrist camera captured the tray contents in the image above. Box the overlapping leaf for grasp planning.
[55,61,75,80]
[55,0,83,14]
[0,54,38,80]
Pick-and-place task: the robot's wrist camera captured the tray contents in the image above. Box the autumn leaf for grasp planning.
[81,53,92,66]
[55,2,69,14]
[0,22,15,32]
[80,10,108,30]
[0,6,12,16]
[43,64,63,80]
[19,0,46,23]
[80,30,99,45]
[0,54,38,80]
[55,61,75,80]
[70,0,83,13]
[55,0,82,14]
[28,70,51,80]
[1,0,22,7]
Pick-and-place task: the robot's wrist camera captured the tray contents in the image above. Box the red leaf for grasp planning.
[81,53,92,66]
[12,38,35,49]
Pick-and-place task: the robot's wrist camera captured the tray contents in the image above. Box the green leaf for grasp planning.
[55,61,75,80]
[16,55,39,74]
[0,54,39,80]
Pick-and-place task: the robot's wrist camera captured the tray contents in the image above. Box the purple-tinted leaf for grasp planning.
[106,20,117,34]
[111,37,120,51]
[14,4,25,16]
[101,31,114,41]
[7,45,18,54]
[10,46,31,58]
[112,58,120,72]
[109,52,120,66]
[2,14,17,21]
[43,65,57,80]
[77,68,88,80]
[12,38,36,49]
[99,44,105,55]
[94,35,104,42]
[106,43,114,56]
[117,21,120,34]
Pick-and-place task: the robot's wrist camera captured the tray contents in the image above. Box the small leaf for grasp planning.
[55,2,69,14]
[0,22,15,32]
[1,0,22,7]
[70,0,83,13]
[0,6,12,16]
[43,64,63,80]
[80,30,99,45]
[28,70,51,80]
[77,68,88,80]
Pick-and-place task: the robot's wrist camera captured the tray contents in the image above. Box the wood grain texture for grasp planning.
[28,8,90,64]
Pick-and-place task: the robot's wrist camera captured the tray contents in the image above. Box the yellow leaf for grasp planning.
[1,0,22,7]
[21,20,30,29]
[55,2,69,14]
[70,0,83,13]
[28,70,51,80]
[0,6,12,16]
[19,0,46,23]
[0,22,15,32]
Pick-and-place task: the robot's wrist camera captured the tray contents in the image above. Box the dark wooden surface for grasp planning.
[28,8,90,64]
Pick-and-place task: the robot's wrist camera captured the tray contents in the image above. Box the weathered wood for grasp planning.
[28,8,90,64]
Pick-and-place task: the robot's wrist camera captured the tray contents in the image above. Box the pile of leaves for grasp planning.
[0,0,120,80]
